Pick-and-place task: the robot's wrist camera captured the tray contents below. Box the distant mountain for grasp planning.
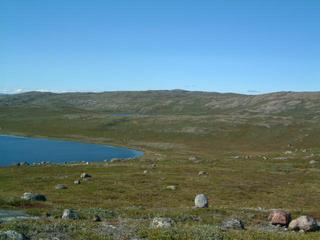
[0,90,319,117]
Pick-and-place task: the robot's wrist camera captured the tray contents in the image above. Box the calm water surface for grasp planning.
[0,135,143,167]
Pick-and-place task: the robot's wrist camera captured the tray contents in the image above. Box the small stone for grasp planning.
[62,209,79,220]
[289,215,318,232]
[309,160,318,165]
[74,180,81,184]
[150,217,174,229]
[143,170,148,174]
[189,156,198,161]
[0,230,25,240]
[80,173,92,179]
[198,171,208,176]
[166,185,176,190]
[194,194,208,208]
[221,218,245,230]
[55,184,67,190]
[268,210,291,226]
[21,192,47,201]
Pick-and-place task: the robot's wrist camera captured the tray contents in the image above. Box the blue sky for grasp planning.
[1,0,319,94]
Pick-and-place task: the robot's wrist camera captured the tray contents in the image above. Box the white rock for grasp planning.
[194,194,208,208]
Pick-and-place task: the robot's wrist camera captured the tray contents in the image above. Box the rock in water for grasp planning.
[55,184,67,190]
[0,230,25,240]
[21,192,47,201]
[62,209,79,220]
[221,219,245,230]
[80,173,92,179]
[150,217,174,229]
[268,210,291,226]
[194,194,208,208]
[289,215,318,232]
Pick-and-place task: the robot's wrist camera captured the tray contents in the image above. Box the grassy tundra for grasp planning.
[0,91,320,239]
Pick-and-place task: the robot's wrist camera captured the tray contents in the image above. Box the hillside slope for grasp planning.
[1,90,319,116]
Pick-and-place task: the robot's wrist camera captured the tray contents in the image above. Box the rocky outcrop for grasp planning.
[221,218,245,230]
[0,230,25,240]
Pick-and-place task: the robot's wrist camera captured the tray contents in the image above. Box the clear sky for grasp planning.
[1,0,319,94]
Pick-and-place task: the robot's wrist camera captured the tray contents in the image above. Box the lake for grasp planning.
[0,135,143,167]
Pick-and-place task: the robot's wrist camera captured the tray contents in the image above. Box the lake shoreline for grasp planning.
[0,134,144,167]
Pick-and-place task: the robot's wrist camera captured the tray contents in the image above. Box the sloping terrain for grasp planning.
[1,90,320,116]
[0,91,320,239]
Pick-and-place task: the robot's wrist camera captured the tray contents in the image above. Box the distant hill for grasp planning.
[0,90,319,117]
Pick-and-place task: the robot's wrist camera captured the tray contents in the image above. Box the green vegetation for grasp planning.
[0,91,320,239]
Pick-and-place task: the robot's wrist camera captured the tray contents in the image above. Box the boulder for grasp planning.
[0,230,25,240]
[62,209,79,220]
[150,217,174,229]
[289,215,318,232]
[194,194,208,208]
[21,192,46,201]
[80,173,92,179]
[268,210,291,226]
[55,184,67,190]
[221,218,245,230]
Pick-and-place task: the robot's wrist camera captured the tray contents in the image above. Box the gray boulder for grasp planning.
[289,215,318,232]
[150,217,174,229]
[0,230,25,240]
[21,192,46,201]
[221,218,245,230]
[62,209,79,220]
[194,194,208,208]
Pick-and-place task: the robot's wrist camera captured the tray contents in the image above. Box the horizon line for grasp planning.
[1,89,320,96]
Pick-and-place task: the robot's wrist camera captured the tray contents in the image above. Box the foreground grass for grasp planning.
[0,106,320,239]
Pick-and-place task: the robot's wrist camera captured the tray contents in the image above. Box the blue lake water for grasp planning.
[0,135,143,167]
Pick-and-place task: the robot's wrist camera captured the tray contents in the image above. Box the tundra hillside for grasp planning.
[0,90,320,239]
